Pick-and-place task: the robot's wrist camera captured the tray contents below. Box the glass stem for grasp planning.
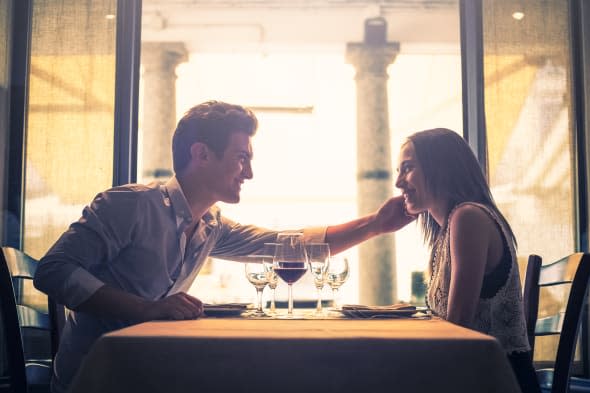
[332,287,339,309]
[288,284,293,315]
[256,288,264,312]
[316,287,322,312]
[270,288,276,312]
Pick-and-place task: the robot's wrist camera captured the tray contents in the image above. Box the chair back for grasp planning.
[0,247,28,392]
[523,253,590,393]
[0,246,65,392]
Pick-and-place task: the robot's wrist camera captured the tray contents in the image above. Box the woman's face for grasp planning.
[395,141,433,215]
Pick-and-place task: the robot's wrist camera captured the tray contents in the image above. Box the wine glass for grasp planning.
[262,243,279,314]
[244,259,269,317]
[326,255,349,309]
[306,243,330,315]
[273,232,308,317]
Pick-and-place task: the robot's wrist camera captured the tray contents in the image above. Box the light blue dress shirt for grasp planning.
[35,176,325,392]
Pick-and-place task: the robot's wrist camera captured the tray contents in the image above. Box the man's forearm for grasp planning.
[75,285,153,322]
[75,285,204,322]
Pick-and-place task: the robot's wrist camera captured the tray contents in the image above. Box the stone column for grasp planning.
[140,42,188,182]
[346,18,400,305]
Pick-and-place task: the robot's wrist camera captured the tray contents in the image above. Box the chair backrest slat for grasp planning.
[17,305,51,330]
[3,247,38,278]
[538,254,578,286]
[534,313,565,336]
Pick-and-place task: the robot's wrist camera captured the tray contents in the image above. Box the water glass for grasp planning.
[326,255,349,309]
[245,259,269,317]
[262,243,279,314]
[307,243,330,314]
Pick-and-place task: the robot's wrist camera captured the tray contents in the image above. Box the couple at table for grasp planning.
[34,100,539,393]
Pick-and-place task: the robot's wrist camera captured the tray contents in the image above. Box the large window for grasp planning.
[482,0,577,368]
[139,3,462,305]
[0,0,11,246]
[484,0,575,263]
[23,0,117,259]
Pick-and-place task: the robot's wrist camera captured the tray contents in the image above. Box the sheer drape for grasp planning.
[482,0,576,370]
[25,0,117,259]
[0,0,11,380]
[0,0,10,247]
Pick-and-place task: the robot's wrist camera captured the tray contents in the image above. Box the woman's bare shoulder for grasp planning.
[449,203,496,233]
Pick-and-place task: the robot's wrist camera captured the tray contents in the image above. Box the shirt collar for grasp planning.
[163,176,219,228]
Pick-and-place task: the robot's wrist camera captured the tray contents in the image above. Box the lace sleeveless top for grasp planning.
[426,202,530,354]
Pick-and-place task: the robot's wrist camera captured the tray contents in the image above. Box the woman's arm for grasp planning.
[446,204,500,326]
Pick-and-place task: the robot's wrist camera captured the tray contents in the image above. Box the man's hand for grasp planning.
[142,292,204,321]
[373,195,416,234]
[76,286,204,322]
[325,195,417,255]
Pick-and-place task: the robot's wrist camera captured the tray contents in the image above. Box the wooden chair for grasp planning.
[0,246,65,393]
[523,253,590,393]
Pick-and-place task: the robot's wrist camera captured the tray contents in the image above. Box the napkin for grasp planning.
[204,303,250,310]
[341,304,417,311]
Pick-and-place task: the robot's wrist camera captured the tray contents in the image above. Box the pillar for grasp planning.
[346,18,400,305]
[140,42,188,182]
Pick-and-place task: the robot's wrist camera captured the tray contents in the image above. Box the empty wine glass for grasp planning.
[307,243,330,315]
[262,243,279,314]
[273,232,308,317]
[326,255,349,309]
[244,259,269,317]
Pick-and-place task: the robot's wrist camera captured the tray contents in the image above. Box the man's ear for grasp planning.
[190,142,210,165]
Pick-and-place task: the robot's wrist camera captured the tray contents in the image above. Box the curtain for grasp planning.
[24,0,117,259]
[482,0,576,369]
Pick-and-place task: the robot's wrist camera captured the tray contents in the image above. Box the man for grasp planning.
[34,100,413,393]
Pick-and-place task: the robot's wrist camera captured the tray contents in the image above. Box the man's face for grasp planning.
[207,132,253,204]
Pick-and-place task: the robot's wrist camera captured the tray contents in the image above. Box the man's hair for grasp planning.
[407,128,516,248]
[172,100,258,173]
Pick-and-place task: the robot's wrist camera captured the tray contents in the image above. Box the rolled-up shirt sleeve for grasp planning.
[34,189,140,309]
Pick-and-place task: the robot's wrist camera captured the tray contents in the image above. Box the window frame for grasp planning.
[3,0,32,249]
[2,0,142,248]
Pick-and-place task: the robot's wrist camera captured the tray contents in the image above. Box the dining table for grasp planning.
[68,311,521,393]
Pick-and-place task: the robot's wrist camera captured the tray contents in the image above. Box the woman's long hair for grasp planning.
[407,128,517,249]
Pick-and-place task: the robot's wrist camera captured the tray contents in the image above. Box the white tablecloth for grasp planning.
[69,317,520,393]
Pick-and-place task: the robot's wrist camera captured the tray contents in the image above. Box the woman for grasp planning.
[394,128,540,393]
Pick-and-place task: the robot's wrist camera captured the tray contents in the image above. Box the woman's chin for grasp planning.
[405,204,421,216]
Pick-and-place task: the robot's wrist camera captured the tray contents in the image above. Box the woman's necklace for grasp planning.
[425,224,448,309]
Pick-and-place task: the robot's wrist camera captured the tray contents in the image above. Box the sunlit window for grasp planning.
[138,50,463,305]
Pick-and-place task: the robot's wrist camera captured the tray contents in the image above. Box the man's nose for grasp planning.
[243,162,253,179]
[394,173,404,189]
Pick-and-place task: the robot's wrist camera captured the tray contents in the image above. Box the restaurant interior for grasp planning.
[1,0,590,392]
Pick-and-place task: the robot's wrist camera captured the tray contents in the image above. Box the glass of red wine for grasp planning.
[273,232,308,317]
